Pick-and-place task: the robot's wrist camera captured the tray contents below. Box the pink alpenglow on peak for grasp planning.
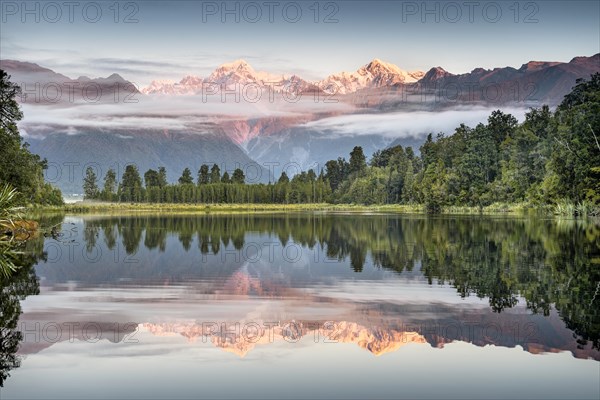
[140,58,425,95]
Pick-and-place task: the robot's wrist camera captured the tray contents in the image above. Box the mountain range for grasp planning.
[139,54,599,106]
[141,58,425,96]
[4,54,597,105]
[1,54,598,195]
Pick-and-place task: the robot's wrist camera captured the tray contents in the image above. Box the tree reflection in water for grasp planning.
[2,213,599,385]
[0,236,46,386]
[79,214,599,349]
[0,214,62,386]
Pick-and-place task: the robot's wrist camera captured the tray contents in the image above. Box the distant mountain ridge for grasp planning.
[2,55,598,106]
[415,54,600,106]
[141,58,425,95]
[0,59,140,103]
[138,54,599,105]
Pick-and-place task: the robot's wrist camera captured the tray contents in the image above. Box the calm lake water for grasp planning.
[2,213,599,399]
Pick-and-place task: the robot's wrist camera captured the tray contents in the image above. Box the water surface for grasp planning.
[2,213,599,399]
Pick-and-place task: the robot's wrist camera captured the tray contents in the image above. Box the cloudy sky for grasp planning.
[1,1,599,86]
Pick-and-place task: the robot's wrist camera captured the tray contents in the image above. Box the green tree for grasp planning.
[101,169,117,201]
[119,165,143,202]
[545,74,600,204]
[349,146,367,176]
[143,168,161,202]
[343,167,387,205]
[157,167,168,187]
[232,168,245,184]
[370,145,404,168]
[0,245,41,386]
[222,171,231,184]
[198,164,209,185]
[457,124,498,206]
[278,172,290,184]
[402,162,416,203]
[487,110,518,146]
[0,70,62,204]
[82,167,99,199]
[422,159,447,213]
[420,133,438,169]
[0,71,23,131]
[324,157,348,192]
[178,168,194,185]
[210,164,221,183]
[144,169,160,188]
[497,107,552,203]
[385,146,408,203]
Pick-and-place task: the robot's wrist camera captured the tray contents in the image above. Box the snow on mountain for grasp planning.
[142,76,203,95]
[141,59,424,95]
[143,320,427,357]
[141,60,300,95]
[206,59,286,87]
[409,70,426,80]
[318,59,425,94]
[142,79,176,95]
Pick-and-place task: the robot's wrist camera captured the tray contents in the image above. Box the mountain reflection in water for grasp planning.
[2,213,599,391]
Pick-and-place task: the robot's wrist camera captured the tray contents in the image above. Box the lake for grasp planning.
[1,213,599,399]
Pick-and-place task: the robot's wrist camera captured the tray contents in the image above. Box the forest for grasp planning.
[83,74,600,214]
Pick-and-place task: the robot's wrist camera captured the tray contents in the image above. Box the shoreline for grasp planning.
[28,201,559,216]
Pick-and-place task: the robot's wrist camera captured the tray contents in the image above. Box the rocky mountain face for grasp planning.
[414,54,600,106]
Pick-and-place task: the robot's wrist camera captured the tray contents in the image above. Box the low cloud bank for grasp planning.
[304,107,529,139]
[18,94,352,136]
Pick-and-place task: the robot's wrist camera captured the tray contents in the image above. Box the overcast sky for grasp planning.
[1,1,599,86]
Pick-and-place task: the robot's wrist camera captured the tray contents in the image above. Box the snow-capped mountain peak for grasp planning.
[142,79,176,95]
[180,75,202,85]
[206,59,287,87]
[141,58,425,95]
[363,58,404,75]
[141,75,205,95]
[318,59,424,94]
[212,59,254,76]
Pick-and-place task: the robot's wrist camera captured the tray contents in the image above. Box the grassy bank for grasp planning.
[37,202,418,214]
[29,201,561,216]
